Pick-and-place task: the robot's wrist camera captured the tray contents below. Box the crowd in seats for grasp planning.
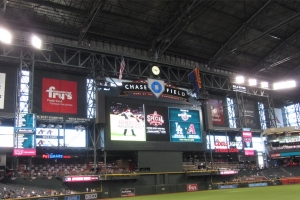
[0,183,78,199]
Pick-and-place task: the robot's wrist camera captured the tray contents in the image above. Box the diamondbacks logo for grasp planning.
[42,78,77,114]
[147,111,164,126]
[187,124,196,134]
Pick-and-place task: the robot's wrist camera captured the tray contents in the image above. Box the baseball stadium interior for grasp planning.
[1,0,300,199]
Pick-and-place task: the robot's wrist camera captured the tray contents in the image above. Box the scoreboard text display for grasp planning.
[169,108,202,142]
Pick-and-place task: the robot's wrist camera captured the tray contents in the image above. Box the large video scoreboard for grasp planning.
[107,100,205,151]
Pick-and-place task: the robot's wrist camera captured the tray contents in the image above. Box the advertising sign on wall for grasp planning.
[42,78,77,114]
[218,185,237,189]
[242,128,254,156]
[110,102,146,141]
[121,188,135,197]
[0,154,6,166]
[208,99,224,126]
[274,108,284,127]
[0,73,5,109]
[186,184,198,192]
[144,105,169,141]
[169,108,202,142]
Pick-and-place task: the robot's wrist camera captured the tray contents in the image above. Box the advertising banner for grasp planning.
[0,154,6,166]
[64,176,99,182]
[144,105,169,141]
[0,73,5,109]
[244,100,260,129]
[64,195,80,200]
[33,70,86,118]
[208,99,224,126]
[186,184,198,192]
[110,102,146,141]
[242,129,254,156]
[218,185,237,189]
[13,148,36,156]
[169,108,202,142]
[248,183,268,187]
[85,193,97,200]
[42,78,77,114]
[274,108,284,127]
[121,188,135,197]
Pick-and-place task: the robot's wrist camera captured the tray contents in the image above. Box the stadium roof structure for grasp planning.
[1,0,300,100]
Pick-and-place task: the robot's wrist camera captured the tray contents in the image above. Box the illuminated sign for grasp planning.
[187,184,198,192]
[42,154,71,159]
[64,176,99,182]
[219,170,239,175]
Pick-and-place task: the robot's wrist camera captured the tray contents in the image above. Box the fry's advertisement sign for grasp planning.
[42,78,77,114]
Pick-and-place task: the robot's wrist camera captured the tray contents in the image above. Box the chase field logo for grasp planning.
[147,78,165,98]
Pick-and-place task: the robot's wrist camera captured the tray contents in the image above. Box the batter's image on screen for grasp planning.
[110,102,146,141]
[144,105,169,141]
[169,108,202,143]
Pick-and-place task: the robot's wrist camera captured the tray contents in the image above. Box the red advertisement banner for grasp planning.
[42,78,77,114]
[187,184,198,192]
[208,99,224,125]
[242,131,254,156]
[13,148,36,156]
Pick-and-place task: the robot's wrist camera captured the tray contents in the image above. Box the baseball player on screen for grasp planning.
[119,108,138,136]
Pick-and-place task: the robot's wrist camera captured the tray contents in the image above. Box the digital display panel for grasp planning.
[64,129,86,147]
[169,108,202,142]
[0,127,13,147]
[36,128,64,147]
[144,105,169,141]
[64,176,99,182]
[14,113,36,133]
[110,102,146,141]
[14,134,36,156]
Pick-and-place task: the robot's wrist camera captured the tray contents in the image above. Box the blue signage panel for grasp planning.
[14,113,36,133]
[218,185,237,189]
[169,108,202,143]
[64,195,80,200]
[248,183,268,187]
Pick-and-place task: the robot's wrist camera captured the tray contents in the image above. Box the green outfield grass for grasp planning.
[109,185,300,200]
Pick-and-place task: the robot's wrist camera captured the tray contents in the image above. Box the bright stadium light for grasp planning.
[261,81,269,89]
[235,76,244,84]
[0,28,12,44]
[31,35,42,49]
[248,78,257,86]
[273,80,296,90]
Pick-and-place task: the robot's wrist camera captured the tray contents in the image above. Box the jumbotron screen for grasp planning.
[169,108,202,143]
[110,102,146,141]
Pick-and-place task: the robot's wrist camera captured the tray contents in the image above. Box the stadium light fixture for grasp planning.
[261,81,269,89]
[31,35,42,49]
[235,76,244,84]
[55,124,62,129]
[273,80,296,90]
[0,28,12,44]
[248,78,257,86]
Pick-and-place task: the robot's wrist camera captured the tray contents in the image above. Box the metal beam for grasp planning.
[78,0,107,43]
[251,29,300,75]
[149,0,217,60]
[208,0,277,69]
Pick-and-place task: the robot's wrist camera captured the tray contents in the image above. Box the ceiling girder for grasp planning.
[149,0,217,60]
[78,0,107,43]
[251,29,300,75]
[207,0,278,69]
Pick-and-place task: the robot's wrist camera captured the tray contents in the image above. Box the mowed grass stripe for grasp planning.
[108,185,300,200]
